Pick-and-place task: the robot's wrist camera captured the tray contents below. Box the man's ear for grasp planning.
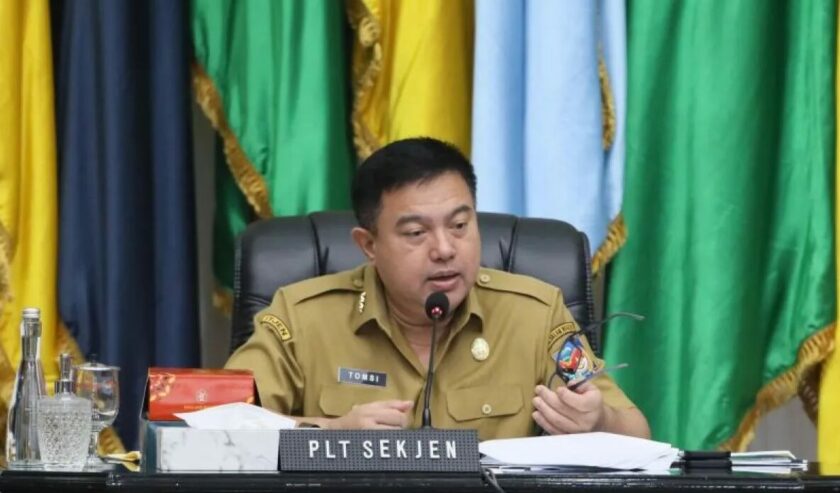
[351,227,376,262]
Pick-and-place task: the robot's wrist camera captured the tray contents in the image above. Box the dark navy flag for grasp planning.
[52,0,199,448]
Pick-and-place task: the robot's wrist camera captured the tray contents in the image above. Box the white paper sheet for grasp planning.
[174,402,297,430]
[731,450,798,465]
[479,432,680,471]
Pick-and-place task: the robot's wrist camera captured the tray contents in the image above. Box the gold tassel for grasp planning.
[347,0,383,160]
[720,323,836,451]
[191,62,273,219]
[98,426,126,456]
[592,214,627,276]
[797,360,822,424]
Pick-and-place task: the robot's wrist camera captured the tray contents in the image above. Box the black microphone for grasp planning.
[421,292,449,428]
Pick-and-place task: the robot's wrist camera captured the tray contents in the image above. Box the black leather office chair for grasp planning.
[230,211,598,355]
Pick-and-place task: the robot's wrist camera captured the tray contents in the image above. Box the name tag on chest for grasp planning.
[338,367,387,387]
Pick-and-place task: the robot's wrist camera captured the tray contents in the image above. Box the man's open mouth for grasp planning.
[428,271,459,281]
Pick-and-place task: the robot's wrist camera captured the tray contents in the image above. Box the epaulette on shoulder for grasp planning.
[283,268,364,305]
[475,268,557,306]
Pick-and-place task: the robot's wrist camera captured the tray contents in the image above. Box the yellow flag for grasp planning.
[0,0,60,407]
[820,347,840,459]
[818,8,840,463]
[348,0,474,159]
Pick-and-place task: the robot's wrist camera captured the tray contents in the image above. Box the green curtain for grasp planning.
[192,0,355,289]
[605,0,836,450]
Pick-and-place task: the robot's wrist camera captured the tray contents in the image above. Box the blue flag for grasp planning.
[472,0,626,262]
[53,0,199,448]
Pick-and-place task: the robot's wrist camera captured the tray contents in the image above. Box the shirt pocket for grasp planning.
[446,384,524,422]
[318,383,394,417]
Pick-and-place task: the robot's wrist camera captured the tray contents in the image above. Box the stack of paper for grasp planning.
[479,432,680,471]
[731,451,806,474]
[731,450,798,466]
[174,403,297,429]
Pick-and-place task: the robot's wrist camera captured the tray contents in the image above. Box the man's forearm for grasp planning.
[600,405,651,439]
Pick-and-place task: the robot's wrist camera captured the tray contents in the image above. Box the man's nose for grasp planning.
[430,229,456,261]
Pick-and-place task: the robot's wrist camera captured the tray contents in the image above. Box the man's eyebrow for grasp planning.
[448,204,474,220]
[393,205,474,229]
[394,214,424,228]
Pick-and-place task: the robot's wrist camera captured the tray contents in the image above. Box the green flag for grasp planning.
[192,0,355,289]
[605,0,836,450]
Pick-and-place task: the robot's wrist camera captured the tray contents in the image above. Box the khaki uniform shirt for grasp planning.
[226,264,636,440]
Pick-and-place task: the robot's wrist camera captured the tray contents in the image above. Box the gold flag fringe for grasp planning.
[598,48,616,151]
[591,47,622,275]
[720,323,836,451]
[797,358,821,424]
[0,222,12,306]
[0,225,15,466]
[193,61,274,313]
[0,223,19,464]
[592,214,627,276]
[347,0,383,160]
[0,223,14,390]
[98,427,126,457]
[213,285,234,318]
[191,62,273,219]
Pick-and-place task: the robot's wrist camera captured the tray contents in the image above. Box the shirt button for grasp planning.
[478,274,491,284]
[353,279,363,288]
[481,404,492,415]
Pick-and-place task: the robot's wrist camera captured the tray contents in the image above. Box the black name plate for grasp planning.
[277,429,480,473]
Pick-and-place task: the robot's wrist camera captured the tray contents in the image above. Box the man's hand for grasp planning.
[532,382,605,435]
[326,400,414,430]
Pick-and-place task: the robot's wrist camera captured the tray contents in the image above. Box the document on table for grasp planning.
[730,451,807,474]
[174,402,297,430]
[479,432,680,471]
[731,450,799,466]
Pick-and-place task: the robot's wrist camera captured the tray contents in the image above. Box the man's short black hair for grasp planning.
[352,137,477,231]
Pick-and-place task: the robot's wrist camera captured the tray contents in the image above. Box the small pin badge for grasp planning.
[358,291,366,314]
[471,337,490,361]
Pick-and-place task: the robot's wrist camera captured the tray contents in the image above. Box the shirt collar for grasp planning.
[450,284,484,335]
[351,264,485,335]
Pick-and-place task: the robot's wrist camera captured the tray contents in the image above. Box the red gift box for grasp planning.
[144,367,257,421]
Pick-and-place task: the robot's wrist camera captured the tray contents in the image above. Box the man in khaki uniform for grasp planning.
[227,138,650,440]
